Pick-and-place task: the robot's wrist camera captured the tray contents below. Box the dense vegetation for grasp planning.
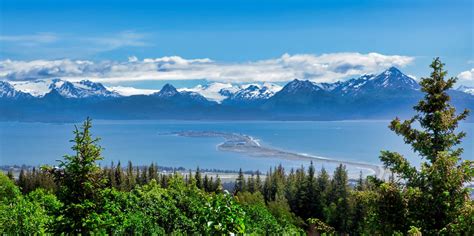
[1,59,472,234]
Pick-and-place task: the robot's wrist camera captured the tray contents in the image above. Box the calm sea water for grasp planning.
[0,120,472,173]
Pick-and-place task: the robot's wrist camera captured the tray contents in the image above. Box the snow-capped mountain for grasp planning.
[152,83,210,103]
[11,79,120,98]
[278,79,324,95]
[457,85,474,95]
[0,81,32,99]
[2,66,474,122]
[153,84,179,97]
[179,82,282,103]
[267,67,421,108]
[220,83,282,102]
[108,86,159,96]
[329,67,419,96]
[180,83,235,102]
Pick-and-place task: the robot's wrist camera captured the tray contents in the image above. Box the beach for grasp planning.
[171,131,388,179]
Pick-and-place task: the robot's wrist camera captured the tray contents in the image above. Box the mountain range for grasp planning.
[1,67,473,122]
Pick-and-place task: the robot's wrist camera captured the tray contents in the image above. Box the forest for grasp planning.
[0,59,472,235]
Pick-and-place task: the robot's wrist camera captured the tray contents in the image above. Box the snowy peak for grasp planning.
[370,67,419,89]
[220,83,282,102]
[47,79,120,98]
[154,84,179,97]
[279,79,323,95]
[0,81,32,99]
[10,79,119,98]
[181,83,234,102]
[457,85,474,95]
[152,83,210,103]
[330,67,418,96]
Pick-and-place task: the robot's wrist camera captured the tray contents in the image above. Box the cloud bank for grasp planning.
[458,68,474,82]
[0,53,414,84]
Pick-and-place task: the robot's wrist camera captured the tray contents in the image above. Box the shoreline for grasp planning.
[170,131,388,179]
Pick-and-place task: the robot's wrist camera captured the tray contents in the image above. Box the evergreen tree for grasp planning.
[203,174,209,192]
[44,118,105,234]
[195,167,202,189]
[126,161,135,190]
[160,174,168,188]
[115,161,124,190]
[140,166,148,185]
[356,171,365,191]
[208,176,215,192]
[284,168,298,215]
[6,169,14,180]
[18,168,27,194]
[234,168,246,195]
[317,167,330,211]
[255,171,262,192]
[108,162,117,188]
[148,163,158,181]
[247,174,256,193]
[135,166,140,186]
[214,175,223,193]
[303,162,319,220]
[379,58,473,234]
[293,166,306,217]
[327,164,350,233]
[262,168,272,202]
[187,169,195,186]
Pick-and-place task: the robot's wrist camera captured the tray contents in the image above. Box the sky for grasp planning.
[0,0,473,89]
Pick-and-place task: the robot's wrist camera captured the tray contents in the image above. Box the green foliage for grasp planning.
[307,218,335,235]
[0,172,20,203]
[379,58,473,234]
[0,174,61,235]
[234,168,246,194]
[44,117,106,233]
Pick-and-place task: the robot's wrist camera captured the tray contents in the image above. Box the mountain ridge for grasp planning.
[1,67,473,122]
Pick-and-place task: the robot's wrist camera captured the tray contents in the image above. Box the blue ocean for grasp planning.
[1,120,472,174]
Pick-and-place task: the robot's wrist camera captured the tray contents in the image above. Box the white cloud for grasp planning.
[0,31,150,58]
[0,33,59,46]
[458,68,474,81]
[0,52,414,84]
[83,31,149,51]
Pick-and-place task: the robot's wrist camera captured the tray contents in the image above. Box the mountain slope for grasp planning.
[11,79,120,98]
[457,85,474,95]
[221,83,281,105]
[0,81,33,99]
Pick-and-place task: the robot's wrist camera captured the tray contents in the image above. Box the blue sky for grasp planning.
[0,0,473,88]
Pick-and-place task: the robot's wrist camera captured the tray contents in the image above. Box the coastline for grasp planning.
[170,131,388,179]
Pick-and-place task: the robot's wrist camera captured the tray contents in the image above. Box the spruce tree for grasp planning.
[379,58,473,234]
[203,174,209,192]
[214,175,223,193]
[115,161,124,190]
[127,161,136,191]
[195,167,203,189]
[45,117,105,234]
[328,164,350,233]
[18,168,27,194]
[247,174,256,193]
[6,169,14,180]
[234,168,246,194]
[255,170,262,192]
[135,166,140,185]
[302,161,318,220]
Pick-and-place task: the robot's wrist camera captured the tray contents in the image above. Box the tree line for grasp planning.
[0,58,473,234]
